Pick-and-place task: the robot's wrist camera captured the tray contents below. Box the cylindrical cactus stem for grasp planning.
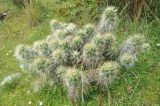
[119,52,137,68]
[120,39,136,56]
[51,49,68,66]
[97,61,120,89]
[84,69,99,84]
[91,33,116,60]
[119,34,149,68]
[69,50,81,66]
[33,40,52,57]
[98,6,118,34]
[92,34,106,53]
[82,43,102,69]
[83,24,95,42]
[128,34,150,52]
[47,38,59,51]
[84,24,95,35]
[65,23,77,35]
[59,38,72,57]
[103,47,118,60]
[65,68,81,87]
[33,57,53,75]
[15,44,37,71]
[103,33,116,48]
[92,33,115,50]
[128,34,146,46]
[50,20,67,32]
[56,66,68,85]
[64,68,81,101]
[54,23,77,40]
[64,68,90,104]
[55,29,67,39]
[15,44,37,61]
[70,36,84,51]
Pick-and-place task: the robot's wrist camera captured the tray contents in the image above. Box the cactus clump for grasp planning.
[14,6,150,104]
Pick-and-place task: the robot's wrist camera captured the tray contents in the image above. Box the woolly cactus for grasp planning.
[14,6,150,104]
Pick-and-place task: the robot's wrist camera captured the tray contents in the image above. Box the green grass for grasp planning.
[0,0,160,105]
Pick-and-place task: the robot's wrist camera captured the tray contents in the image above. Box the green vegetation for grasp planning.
[0,0,160,106]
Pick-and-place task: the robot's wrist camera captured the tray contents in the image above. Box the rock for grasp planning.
[0,73,22,87]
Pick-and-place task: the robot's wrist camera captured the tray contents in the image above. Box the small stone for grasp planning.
[157,43,160,47]
[127,86,133,94]
[39,101,43,106]
[28,101,32,105]
[27,90,30,93]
